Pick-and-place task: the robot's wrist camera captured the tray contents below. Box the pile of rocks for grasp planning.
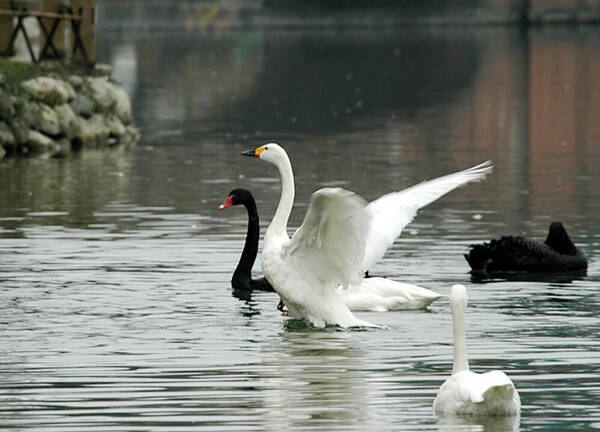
[0,73,139,158]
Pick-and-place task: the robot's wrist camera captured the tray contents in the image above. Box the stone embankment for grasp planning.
[0,69,139,158]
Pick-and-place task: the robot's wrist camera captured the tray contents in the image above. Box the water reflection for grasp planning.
[437,414,520,432]
[94,25,600,238]
[261,329,370,431]
[0,147,135,232]
[470,270,587,284]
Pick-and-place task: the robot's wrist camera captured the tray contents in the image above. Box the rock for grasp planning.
[124,125,140,143]
[25,129,59,153]
[0,88,15,118]
[89,114,111,146]
[71,114,112,147]
[0,70,138,158]
[68,75,84,89]
[85,77,133,123]
[86,77,115,113]
[8,118,29,145]
[54,103,78,138]
[21,77,76,105]
[69,116,94,146]
[108,83,132,124]
[22,101,60,136]
[53,137,72,157]
[94,63,112,77]
[105,114,126,140]
[70,93,94,118]
[0,121,16,150]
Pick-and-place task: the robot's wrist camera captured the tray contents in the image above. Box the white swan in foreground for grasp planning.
[433,284,520,416]
[242,143,492,327]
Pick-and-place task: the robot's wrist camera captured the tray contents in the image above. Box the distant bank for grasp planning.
[97,0,600,31]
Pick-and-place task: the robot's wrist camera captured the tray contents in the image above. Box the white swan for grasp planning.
[219,187,442,311]
[242,143,491,327]
[433,284,521,416]
[338,277,442,311]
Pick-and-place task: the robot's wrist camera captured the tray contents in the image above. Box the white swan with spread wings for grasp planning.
[242,143,492,327]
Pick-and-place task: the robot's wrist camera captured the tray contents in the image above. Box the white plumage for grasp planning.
[433,284,521,416]
[243,143,491,327]
[363,160,493,271]
[262,186,373,328]
[338,277,443,312]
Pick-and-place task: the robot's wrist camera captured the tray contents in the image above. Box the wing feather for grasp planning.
[363,161,493,270]
[284,187,371,288]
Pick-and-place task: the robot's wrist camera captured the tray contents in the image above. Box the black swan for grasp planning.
[464,222,588,273]
[218,188,275,292]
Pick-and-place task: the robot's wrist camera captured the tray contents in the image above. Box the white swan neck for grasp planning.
[267,152,294,238]
[451,295,470,374]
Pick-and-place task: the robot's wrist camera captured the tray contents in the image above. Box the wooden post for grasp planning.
[0,0,15,55]
[40,0,66,58]
[70,0,95,64]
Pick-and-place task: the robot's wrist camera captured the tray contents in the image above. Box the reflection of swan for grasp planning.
[242,143,491,327]
[434,284,520,416]
[218,188,442,310]
[437,413,520,432]
[465,222,587,274]
[260,328,369,431]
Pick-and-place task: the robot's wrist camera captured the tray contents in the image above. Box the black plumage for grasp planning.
[219,188,275,292]
[465,222,588,273]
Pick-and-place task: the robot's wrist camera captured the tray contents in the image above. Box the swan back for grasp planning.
[434,370,521,416]
[339,277,442,311]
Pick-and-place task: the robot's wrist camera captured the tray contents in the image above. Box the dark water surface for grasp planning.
[2,22,600,431]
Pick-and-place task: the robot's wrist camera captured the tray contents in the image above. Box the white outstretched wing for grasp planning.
[363,161,493,271]
[283,187,371,289]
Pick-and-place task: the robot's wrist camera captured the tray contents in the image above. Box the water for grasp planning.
[2,19,600,431]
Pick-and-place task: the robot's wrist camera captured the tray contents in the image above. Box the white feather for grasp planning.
[339,277,443,311]
[363,161,493,271]
[286,188,369,288]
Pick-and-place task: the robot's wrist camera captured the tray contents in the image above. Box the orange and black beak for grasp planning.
[218,195,233,210]
[241,146,266,158]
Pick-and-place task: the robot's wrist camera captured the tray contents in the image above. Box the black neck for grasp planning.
[232,199,260,287]
[545,222,577,255]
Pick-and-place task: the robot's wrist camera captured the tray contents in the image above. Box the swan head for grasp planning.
[218,188,254,210]
[450,284,468,309]
[241,143,287,165]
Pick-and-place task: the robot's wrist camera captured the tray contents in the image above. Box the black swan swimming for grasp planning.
[218,188,275,292]
[464,222,587,273]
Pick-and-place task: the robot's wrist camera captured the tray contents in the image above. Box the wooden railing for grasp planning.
[0,0,95,66]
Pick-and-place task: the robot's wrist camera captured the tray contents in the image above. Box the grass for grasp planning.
[0,59,39,87]
[0,59,105,86]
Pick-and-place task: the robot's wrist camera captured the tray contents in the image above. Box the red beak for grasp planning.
[218,195,234,210]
